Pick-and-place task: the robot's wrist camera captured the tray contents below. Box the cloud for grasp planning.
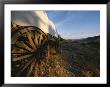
[56,15,75,27]
[55,11,85,28]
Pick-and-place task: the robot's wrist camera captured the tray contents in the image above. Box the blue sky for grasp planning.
[47,11,100,39]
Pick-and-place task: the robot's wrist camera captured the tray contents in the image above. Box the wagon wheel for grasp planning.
[11,25,48,77]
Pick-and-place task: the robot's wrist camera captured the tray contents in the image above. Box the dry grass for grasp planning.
[31,48,74,77]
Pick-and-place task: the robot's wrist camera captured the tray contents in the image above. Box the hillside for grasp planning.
[60,36,100,76]
[32,35,100,77]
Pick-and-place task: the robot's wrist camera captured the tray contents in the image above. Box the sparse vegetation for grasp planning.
[60,36,100,77]
[11,22,100,77]
[31,48,74,77]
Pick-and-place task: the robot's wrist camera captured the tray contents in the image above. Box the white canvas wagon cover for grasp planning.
[11,11,58,38]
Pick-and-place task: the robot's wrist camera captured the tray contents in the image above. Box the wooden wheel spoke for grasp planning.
[12,52,30,54]
[22,41,34,51]
[12,52,31,57]
[12,54,33,61]
[27,59,36,76]
[42,38,47,46]
[16,58,34,76]
[23,41,33,49]
[12,44,31,53]
[19,41,34,52]
[12,49,29,54]
[34,32,39,48]
[26,31,36,49]
[37,35,40,47]
[38,34,43,46]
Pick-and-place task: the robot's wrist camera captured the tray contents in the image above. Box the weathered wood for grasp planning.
[11,24,48,77]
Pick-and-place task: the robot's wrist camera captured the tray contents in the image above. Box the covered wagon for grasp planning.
[11,11,60,76]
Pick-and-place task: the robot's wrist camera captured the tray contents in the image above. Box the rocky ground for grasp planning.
[59,36,100,77]
[32,36,100,77]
